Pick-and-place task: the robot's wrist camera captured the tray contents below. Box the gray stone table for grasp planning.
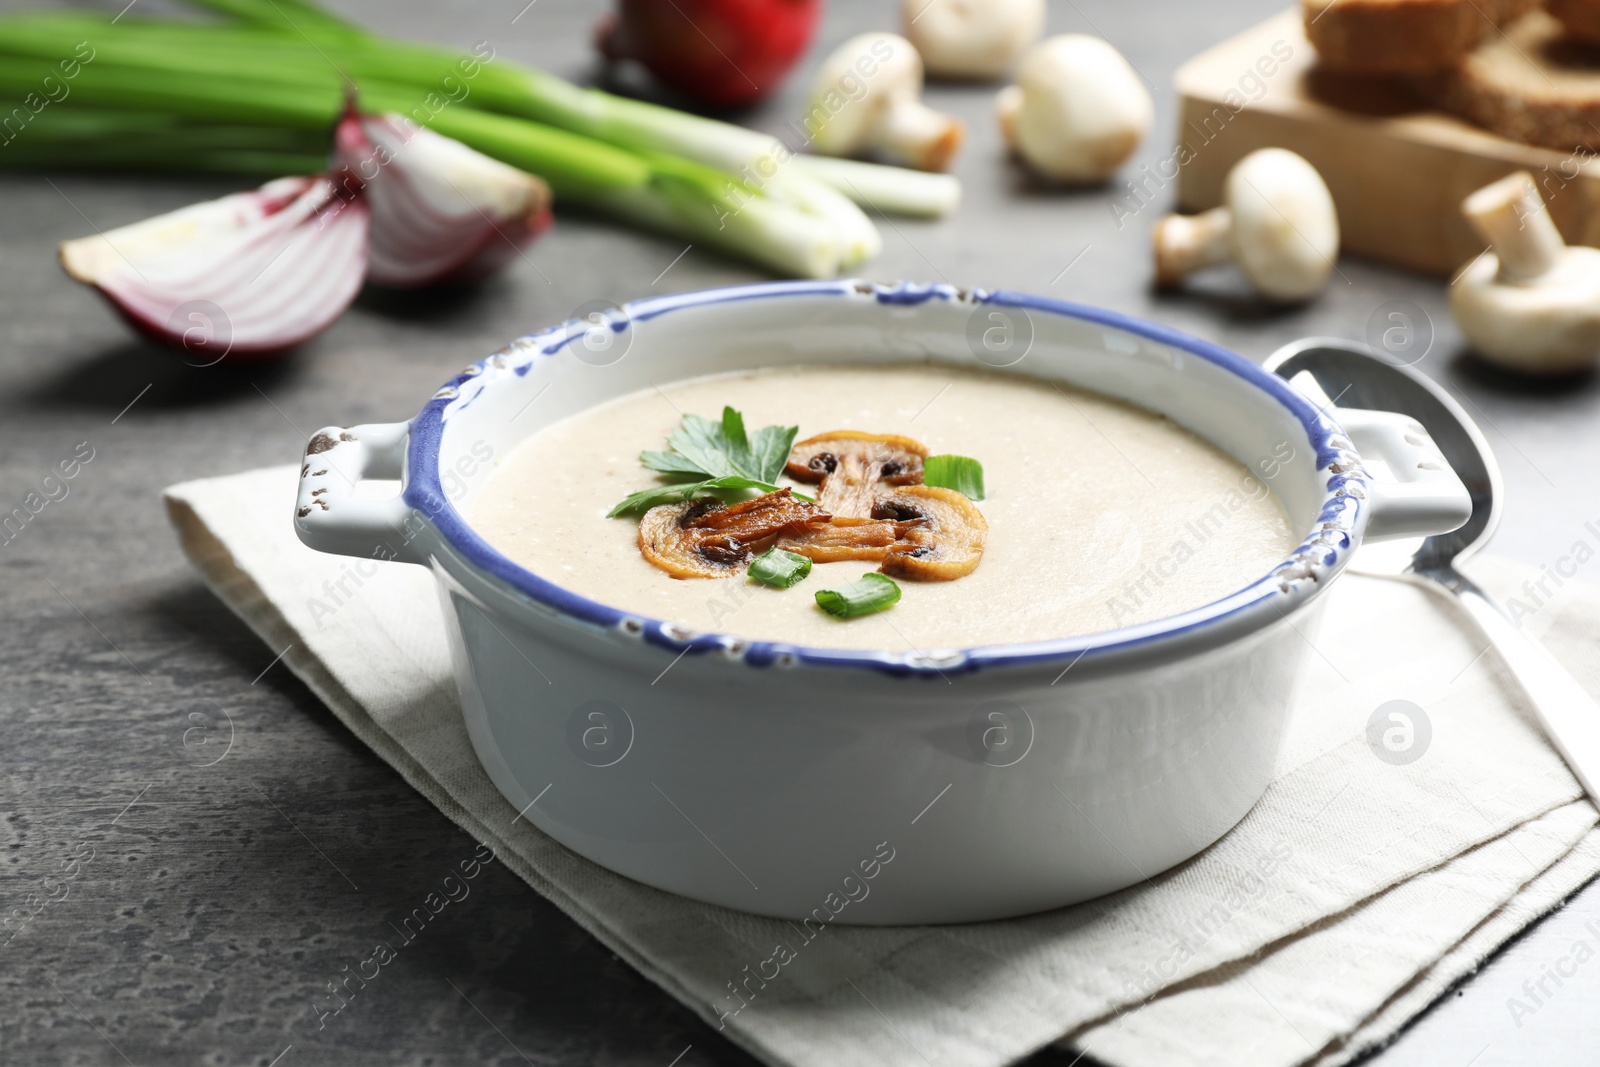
[2,0,1597,1064]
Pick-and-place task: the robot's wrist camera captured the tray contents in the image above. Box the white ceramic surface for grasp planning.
[292,281,1470,924]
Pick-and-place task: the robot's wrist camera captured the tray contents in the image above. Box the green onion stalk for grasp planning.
[0,107,327,174]
[0,52,835,277]
[69,2,960,218]
[0,2,959,277]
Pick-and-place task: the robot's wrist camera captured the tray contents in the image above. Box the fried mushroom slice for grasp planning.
[785,431,928,518]
[776,516,915,563]
[873,485,988,581]
[639,489,829,579]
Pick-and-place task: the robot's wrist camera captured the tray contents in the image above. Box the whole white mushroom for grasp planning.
[1450,170,1600,375]
[900,0,1046,81]
[1152,148,1340,303]
[804,33,963,172]
[995,35,1152,183]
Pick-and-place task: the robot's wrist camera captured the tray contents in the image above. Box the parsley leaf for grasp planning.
[658,407,795,483]
[639,450,710,478]
[747,423,799,484]
[608,475,782,518]
[609,407,803,517]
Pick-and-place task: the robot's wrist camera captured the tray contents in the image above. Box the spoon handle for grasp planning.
[1422,566,1600,804]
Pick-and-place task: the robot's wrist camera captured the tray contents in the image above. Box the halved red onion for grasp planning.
[58,176,369,362]
[334,110,553,289]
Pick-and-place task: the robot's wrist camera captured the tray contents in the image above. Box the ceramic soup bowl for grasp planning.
[293,281,1469,924]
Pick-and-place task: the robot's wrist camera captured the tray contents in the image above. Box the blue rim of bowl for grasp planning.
[403,280,1367,677]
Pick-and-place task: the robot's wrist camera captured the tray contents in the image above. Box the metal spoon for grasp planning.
[1265,337,1600,803]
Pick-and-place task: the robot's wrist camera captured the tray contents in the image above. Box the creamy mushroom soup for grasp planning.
[469,364,1297,650]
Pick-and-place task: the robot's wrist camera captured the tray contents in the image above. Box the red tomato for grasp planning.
[597,0,823,108]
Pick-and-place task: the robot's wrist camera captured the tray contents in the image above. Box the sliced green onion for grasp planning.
[923,455,986,500]
[815,573,901,619]
[748,548,812,589]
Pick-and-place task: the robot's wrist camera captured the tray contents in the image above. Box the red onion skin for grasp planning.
[597,0,822,108]
[105,295,307,363]
[64,109,550,361]
[334,111,553,289]
[430,207,554,286]
[65,177,369,363]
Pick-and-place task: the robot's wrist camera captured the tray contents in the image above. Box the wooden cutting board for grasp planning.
[1171,9,1600,276]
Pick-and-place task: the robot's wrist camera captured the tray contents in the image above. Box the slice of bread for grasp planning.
[1548,0,1600,45]
[1303,0,1538,73]
[1422,9,1600,150]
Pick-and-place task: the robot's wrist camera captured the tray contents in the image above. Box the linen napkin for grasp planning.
[163,466,1600,1067]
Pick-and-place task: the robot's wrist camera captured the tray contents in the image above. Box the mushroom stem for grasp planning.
[995,84,1022,145]
[875,99,965,172]
[1152,207,1232,286]
[805,33,964,174]
[1462,171,1565,285]
[1450,168,1600,374]
[786,431,928,518]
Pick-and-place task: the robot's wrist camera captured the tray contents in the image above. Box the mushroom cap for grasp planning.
[1223,148,1340,302]
[785,430,928,483]
[787,429,929,519]
[806,33,926,157]
[874,485,988,581]
[901,0,1046,80]
[1001,34,1152,183]
[638,490,828,579]
[1450,245,1600,373]
[639,500,744,579]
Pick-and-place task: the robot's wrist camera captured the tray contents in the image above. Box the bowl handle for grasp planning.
[293,421,428,566]
[1334,406,1473,542]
